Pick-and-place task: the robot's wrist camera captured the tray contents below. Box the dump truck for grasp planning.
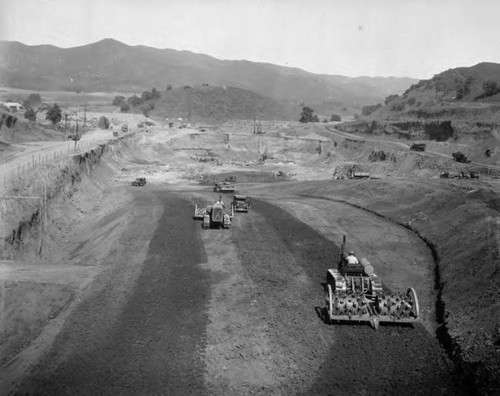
[324,235,419,329]
[232,194,250,213]
[193,198,233,229]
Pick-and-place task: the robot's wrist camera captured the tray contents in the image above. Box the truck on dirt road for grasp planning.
[232,194,250,213]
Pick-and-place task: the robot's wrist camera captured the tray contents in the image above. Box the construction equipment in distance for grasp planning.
[194,198,233,229]
[410,143,426,152]
[232,194,250,213]
[325,235,419,329]
[213,181,235,193]
[131,177,147,186]
[348,170,370,179]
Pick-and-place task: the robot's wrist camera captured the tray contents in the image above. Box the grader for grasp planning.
[325,235,419,329]
[193,197,233,229]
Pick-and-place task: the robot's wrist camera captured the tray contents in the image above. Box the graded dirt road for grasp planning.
[11,185,462,395]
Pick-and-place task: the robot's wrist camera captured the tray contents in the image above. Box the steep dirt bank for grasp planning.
[0,137,146,380]
[243,179,499,394]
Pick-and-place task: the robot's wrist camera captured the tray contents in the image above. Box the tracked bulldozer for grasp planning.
[325,235,419,329]
[193,197,233,229]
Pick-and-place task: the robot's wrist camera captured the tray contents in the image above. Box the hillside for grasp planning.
[365,62,500,122]
[337,63,500,159]
[0,39,416,113]
[146,85,298,122]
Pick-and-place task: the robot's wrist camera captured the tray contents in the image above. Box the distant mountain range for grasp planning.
[0,39,416,113]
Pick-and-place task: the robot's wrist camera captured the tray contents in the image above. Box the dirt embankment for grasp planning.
[0,137,139,376]
[245,179,500,394]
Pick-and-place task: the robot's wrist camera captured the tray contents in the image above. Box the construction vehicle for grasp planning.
[131,177,147,186]
[193,197,233,229]
[452,152,471,163]
[213,181,235,193]
[324,235,419,329]
[232,194,250,213]
[348,170,370,179]
[410,143,426,152]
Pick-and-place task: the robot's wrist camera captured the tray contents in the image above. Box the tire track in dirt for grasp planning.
[232,199,461,396]
[14,192,210,395]
[199,219,288,394]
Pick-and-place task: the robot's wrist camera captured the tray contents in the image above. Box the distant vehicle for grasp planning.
[410,143,426,152]
[348,171,370,179]
[452,152,471,163]
[232,195,250,213]
[131,177,147,186]
[458,171,480,179]
[213,181,235,193]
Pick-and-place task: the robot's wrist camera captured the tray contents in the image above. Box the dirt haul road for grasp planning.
[11,187,461,395]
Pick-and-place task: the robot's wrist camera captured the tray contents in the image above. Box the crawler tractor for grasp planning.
[325,236,419,329]
[193,198,233,229]
[213,181,235,193]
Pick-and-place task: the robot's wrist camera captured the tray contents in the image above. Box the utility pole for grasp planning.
[83,104,87,133]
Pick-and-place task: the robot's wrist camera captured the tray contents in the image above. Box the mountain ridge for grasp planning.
[0,39,416,111]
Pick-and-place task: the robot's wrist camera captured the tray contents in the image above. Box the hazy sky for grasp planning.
[1,0,500,79]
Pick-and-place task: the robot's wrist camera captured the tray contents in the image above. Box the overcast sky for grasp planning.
[1,0,499,79]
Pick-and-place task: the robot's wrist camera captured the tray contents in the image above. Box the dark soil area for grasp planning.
[15,192,210,395]
[233,199,463,395]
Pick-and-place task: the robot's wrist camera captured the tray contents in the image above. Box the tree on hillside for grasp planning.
[330,113,341,122]
[112,95,126,106]
[151,88,161,99]
[24,107,37,122]
[141,102,155,117]
[166,85,172,91]
[46,104,62,125]
[23,93,42,109]
[483,80,500,98]
[361,103,382,116]
[299,106,317,123]
[384,94,399,105]
[98,116,110,129]
[127,95,143,107]
[141,90,153,102]
[120,102,130,113]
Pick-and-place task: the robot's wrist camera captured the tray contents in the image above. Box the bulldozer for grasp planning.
[193,197,233,229]
[324,235,419,329]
